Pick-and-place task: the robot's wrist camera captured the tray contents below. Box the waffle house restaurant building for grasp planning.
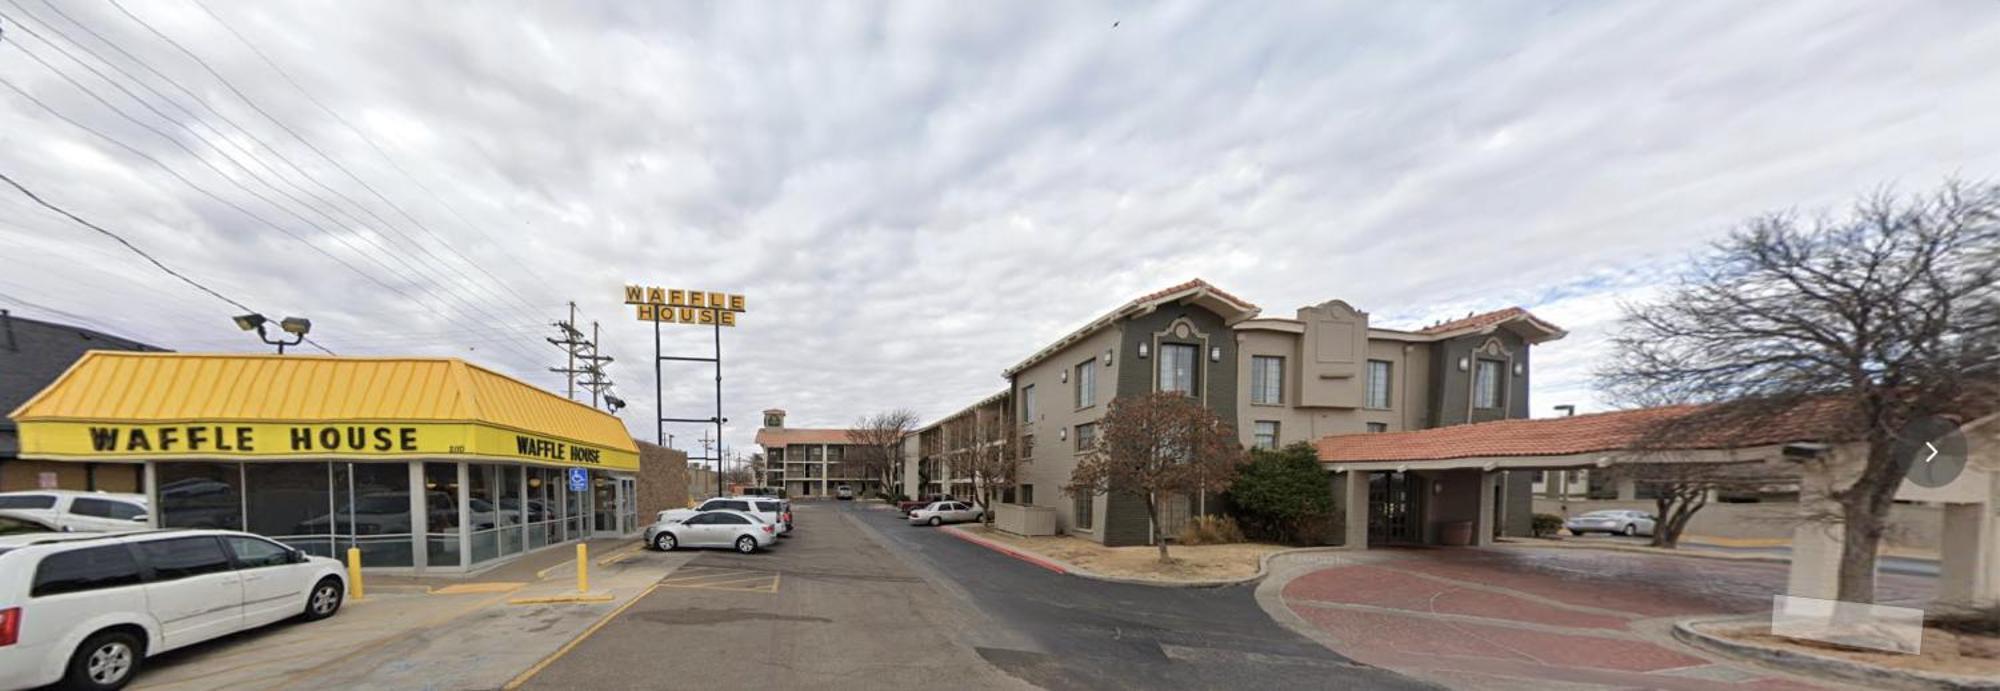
[6,351,642,574]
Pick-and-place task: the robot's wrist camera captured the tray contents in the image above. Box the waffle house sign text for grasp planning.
[624,285,746,326]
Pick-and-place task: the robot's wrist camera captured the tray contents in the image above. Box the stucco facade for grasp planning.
[928,280,1565,548]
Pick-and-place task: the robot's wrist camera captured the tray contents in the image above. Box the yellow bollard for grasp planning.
[576,543,589,593]
[346,547,364,600]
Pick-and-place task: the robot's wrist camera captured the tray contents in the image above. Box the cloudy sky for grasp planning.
[3,1,1997,460]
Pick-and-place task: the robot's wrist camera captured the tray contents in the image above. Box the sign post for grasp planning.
[625,285,746,500]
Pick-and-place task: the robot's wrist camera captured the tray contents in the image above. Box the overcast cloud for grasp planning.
[3,1,1998,460]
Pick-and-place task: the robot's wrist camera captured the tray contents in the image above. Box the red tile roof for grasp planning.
[1317,399,1860,463]
[1418,307,1530,335]
[754,427,862,447]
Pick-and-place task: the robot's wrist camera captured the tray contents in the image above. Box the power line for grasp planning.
[0,60,545,366]
[106,0,553,320]
[0,170,336,355]
[185,0,558,308]
[0,15,546,364]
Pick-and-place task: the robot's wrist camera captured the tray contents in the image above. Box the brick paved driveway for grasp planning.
[1263,546,1936,690]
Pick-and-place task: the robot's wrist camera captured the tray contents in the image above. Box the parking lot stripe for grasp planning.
[502,583,660,690]
[660,574,773,589]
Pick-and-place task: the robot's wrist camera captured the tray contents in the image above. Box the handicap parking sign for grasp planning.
[568,468,589,492]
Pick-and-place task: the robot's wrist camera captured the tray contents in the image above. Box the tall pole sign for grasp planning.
[626,285,745,500]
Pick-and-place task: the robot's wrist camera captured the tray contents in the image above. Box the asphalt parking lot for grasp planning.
[514,501,1028,689]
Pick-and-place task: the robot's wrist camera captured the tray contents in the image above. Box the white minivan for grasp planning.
[0,529,348,690]
[0,491,150,533]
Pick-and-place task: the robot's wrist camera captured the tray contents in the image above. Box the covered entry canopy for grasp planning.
[8,351,638,470]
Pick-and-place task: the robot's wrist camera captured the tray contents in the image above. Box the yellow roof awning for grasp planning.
[8,352,639,471]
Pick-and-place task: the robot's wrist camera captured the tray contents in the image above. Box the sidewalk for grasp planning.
[133,537,689,691]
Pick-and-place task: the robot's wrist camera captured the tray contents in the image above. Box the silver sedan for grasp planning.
[1564,509,1657,537]
[646,509,777,553]
[907,501,983,526]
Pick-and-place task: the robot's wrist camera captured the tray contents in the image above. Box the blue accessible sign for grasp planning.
[568,468,589,492]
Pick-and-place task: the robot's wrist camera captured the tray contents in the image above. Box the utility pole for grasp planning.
[550,303,615,409]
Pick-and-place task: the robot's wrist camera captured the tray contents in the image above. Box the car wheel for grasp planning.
[928,516,942,527]
[1621,524,1637,537]
[62,629,142,691]
[655,533,677,551]
[303,577,344,621]
[735,536,757,554]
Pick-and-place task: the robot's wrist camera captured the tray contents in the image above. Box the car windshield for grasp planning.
[0,515,51,535]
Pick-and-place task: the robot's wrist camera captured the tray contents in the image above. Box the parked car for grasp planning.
[0,512,58,537]
[658,497,788,536]
[907,501,982,526]
[835,484,854,500]
[897,495,950,515]
[1564,510,1657,537]
[0,529,347,690]
[0,491,149,533]
[643,510,776,554]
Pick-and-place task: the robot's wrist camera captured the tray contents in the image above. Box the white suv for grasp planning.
[0,529,348,690]
[0,492,150,533]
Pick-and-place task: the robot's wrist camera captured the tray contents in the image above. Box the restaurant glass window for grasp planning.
[156,462,243,531]
[340,463,413,567]
[246,462,334,557]
[423,462,460,568]
[527,467,556,549]
[593,473,616,533]
[470,464,501,564]
[500,465,524,556]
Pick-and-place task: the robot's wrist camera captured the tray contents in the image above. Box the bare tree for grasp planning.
[963,413,1020,522]
[1601,180,2000,603]
[1602,457,1789,548]
[1066,392,1246,563]
[849,409,918,499]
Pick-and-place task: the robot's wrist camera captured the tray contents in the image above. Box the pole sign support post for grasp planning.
[625,285,745,500]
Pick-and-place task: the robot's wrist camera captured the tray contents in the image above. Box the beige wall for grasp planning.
[634,441,692,518]
[1013,323,1122,538]
[1235,323,1436,449]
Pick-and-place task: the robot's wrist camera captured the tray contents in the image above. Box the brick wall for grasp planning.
[635,440,691,519]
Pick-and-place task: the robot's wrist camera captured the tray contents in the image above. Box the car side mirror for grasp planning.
[290,548,308,564]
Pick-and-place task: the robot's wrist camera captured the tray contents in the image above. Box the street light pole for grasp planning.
[233,314,310,354]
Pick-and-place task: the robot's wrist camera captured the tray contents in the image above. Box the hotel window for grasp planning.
[1075,359,1097,408]
[1075,423,1098,451]
[1251,356,1284,405]
[1366,360,1392,408]
[1022,384,1036,422]
[1159,343,1198,395]
[1074,493,1094,530]
[1475,359,1505,408]
[1021,485,1035,505]
[1253,421,1279,449]
[1367,422,1388,434]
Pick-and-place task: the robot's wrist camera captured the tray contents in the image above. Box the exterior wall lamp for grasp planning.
[1456,356,1470,371]
[1209,345,1223,362]
[1104,348,1114,366]
[1138,342,1150,359]
[1513,362,1525,376]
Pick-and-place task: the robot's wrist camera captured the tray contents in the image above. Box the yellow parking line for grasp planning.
[660,574,773,589]
[503,583,660,690]
[659,570,764,585]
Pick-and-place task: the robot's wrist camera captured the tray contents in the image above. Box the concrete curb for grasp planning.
[1672,616,2000,691]
[942,526,1351,589]
[1505,537,1943,567]
[941,526,1071,574]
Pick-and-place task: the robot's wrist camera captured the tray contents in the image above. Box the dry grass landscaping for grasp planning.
[962,525,1289,582]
